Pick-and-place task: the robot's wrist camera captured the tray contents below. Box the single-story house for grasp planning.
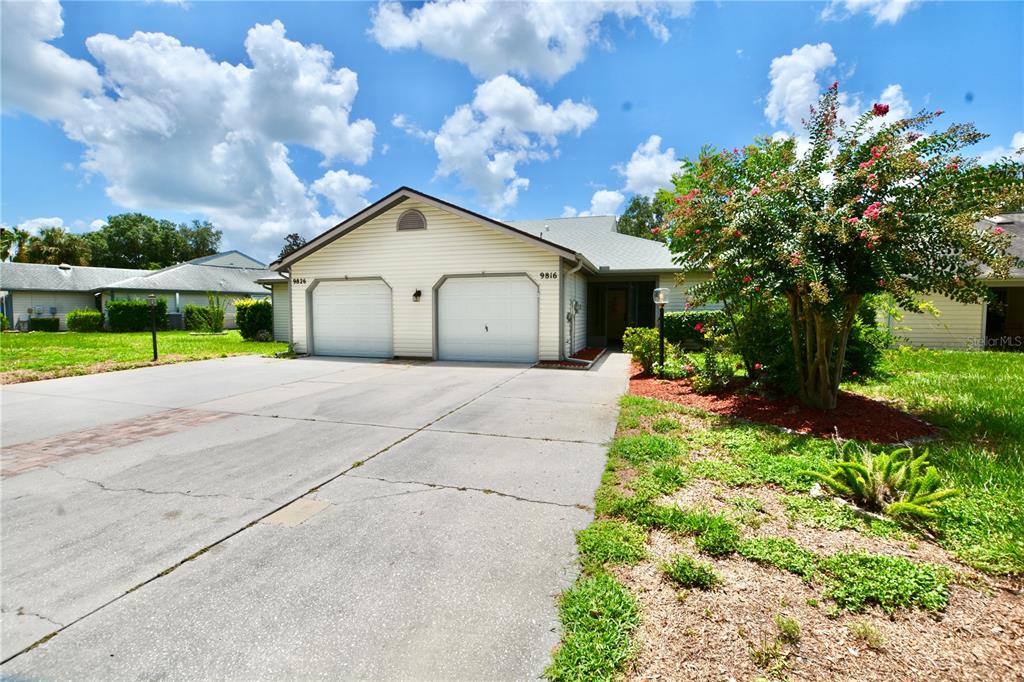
[269,187,1023,361]
[886,213,1024,350]
[1,252,275,330]
[268,186,693,362]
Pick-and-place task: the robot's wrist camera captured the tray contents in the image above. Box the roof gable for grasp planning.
[271,186,577,270]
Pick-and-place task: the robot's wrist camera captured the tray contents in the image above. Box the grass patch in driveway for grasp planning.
[576,521,647,571]
[1,330,287,383]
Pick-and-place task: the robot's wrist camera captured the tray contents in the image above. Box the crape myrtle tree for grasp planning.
[664,83,1023,410]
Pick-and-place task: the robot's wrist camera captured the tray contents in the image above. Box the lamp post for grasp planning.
[653,287,668,367]
[147,294,158,361]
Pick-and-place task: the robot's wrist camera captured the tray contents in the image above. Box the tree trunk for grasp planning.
[786,292,862,410]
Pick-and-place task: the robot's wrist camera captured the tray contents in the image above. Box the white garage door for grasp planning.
[311,280,392,357]
[438,276,539,363]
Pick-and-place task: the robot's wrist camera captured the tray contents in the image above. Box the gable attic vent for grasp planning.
[397,209,427,231]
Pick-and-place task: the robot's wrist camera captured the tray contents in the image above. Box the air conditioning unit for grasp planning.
[49,307,57,316]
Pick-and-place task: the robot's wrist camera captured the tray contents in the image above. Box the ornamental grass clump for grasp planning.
[806,440,958,522]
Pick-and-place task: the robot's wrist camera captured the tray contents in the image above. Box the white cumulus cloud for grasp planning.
[433,74,597,212]
[1,0,377,244]
[311,169,373,218]
[618,135,677,196]
[370,0,693,83]
[822,0,919,25]
[764,42,837,133]
[977,131,1024,165]
[392,113,436,141]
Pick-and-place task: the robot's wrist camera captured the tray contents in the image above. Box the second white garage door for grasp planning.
[311,279,392,357]
[437,276,539,363]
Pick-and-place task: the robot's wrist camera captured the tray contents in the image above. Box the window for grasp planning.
[397,209,427,231]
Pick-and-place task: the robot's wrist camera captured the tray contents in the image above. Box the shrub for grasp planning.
[805,441,959,522]
[662,310,726,349]
[235,297,273,340]
[0,313,8,331]
[576,520,648,571]
[661,553,720,589]
[206,292,225,333]
[184,304,214,331]
[622,326,661,373]
[28,317,60,332]
[106,299,168,332]
[66,309,103,332]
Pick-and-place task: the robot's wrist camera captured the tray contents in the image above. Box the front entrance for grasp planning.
[985,286,1024,351]
[586,280,657,347]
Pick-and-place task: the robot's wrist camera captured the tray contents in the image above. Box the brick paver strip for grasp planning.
[0,409,234,478]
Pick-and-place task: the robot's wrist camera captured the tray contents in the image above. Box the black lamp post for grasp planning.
[147,294,158,361]
[653,287,668,367]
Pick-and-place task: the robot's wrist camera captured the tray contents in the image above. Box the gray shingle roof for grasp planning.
[104,263,273,294]
[0,262,147,292]
[984,213,1024,279]
[508,216,680,272]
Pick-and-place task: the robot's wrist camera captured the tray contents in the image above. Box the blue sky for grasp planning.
[2,0,1022,263]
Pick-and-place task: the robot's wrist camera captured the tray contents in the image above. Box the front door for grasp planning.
[607,287,628,343]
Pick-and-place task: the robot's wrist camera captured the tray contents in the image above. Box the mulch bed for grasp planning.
[571,347,604,361]
[629,363,938,444]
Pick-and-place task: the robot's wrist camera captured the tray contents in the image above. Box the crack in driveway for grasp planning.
[1,608,64,629]
[345,472,592,510]
[48,468,273,504]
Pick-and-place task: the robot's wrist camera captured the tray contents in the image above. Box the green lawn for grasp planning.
[548,347,1024,680]
[0,330,287,383]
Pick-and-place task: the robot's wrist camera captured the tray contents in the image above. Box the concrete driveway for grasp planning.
[0,353,629,680]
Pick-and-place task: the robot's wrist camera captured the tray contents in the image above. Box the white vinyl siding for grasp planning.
[271,282,290,343]
[565,267,587,354]
[438,276,538,362]
[659,272,719,312]
[289,199,562,360]
[890,294,984,350]
[9,291,96,330]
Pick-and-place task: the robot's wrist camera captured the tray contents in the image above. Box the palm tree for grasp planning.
[24,227,91,265]
[1,227,32,262]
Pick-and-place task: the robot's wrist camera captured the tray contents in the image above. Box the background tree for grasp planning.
[85,214,221,268]
[616,195,666,241]
[24,227,92,265]
[665,83,1023,409]
[1,227,32,262]
[279,232,307,259]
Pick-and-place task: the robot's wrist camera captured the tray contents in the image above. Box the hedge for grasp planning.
[0,313,8,331]
[28,317,60,332]
[235,298,273,340]
[662,310,727,348]
[184,304,213,331]
[106,298,168,332]
[66,309,103,332]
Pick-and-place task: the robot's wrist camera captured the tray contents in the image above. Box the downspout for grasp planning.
[564,256,585,358]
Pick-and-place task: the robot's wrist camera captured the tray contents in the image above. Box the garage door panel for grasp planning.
[312,280,392,358]
[438,276,539,363]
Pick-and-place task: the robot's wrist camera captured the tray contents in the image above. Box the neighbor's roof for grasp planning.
[509,216,680,272]
[103,263,273,294]
[0,262,146,292]
[984,213,1024,279]
[188,250,266,268]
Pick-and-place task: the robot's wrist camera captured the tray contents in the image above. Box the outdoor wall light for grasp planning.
[413,289,422,302]
[652,287,669,366]
[653,287,669,307]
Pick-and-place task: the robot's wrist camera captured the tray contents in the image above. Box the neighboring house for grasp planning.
[270,186,693,362]
[1,252,274,330]
[888,214,1024,350]
[188,250,268,269]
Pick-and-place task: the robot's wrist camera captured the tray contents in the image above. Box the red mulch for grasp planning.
[629,363,938,444]
[571,347,605,361]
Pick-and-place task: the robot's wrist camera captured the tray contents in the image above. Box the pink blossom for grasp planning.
[935,109,944,115]
[743,275,752,284]
[683,365,695,374]
[859,229,868,239]
[734,230,742,237]
[863,202,883,220]
[994,227,1006,235]
[674,195,684,205]
[733,147,739,155]
[849,217,860,225]
[870,145,888,159]
[872,103,890,116]
[693,323,704,333]
[946,162,959,172]
[750,186,761,197]
[907,132,922,141]
[651,227,661,235]
[694,229,702,235]
[852,371,859,377]
[754,362,764,371]
[878,278,886,286]
[866,242,876,250]
[859,160,875,170]
[831,80,839,89]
